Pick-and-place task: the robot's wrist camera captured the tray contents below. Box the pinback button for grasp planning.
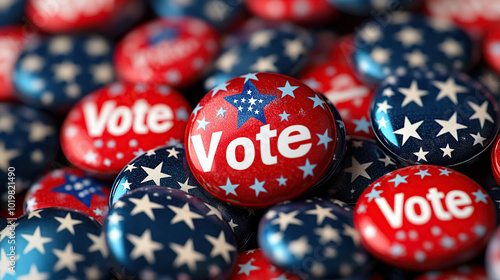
[353,14,474,85]
[105,186,237,279]
[245,0,337,24]
[24,168,111,223]
[0,25,39,101]
[111,144,257,249]
[14,35,115,113]
[186,73,344,208]
[330,0,419,16]
[114,16,220,88]
[301,61,375,138]
[205,23,313,91]
[355,165,496,270]
[313,137,398,205]
[25,0,144,34]
[416,265,488,280]
[0,104,58,196]
[372,70,499,168]
[149,0,245,31]
[228,248,300,280]
[258,198,373,279]
[484,24,500,76]
[424,0,500,38]
[60,82,191,178]
[0,207,108,280]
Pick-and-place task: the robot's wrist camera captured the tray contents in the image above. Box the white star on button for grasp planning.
[393,117,423,145]
[129,194,165,221]
[398,80,428,107]
[435,112,468,141]
[141,162,171,185]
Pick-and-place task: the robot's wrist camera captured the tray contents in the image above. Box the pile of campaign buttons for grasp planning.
[3,1,500,279]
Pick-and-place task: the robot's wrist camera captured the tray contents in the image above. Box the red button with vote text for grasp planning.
[185,73,342,208]
[61,82,191,177]
[354,165,496,270]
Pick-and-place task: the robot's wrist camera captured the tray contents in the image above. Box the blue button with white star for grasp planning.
[149,0,244,30]
[0,207,108,279]
[353,15,474,85]
[105,186,237,279]
[14,35,115,113]
[0,104,58,197]
[371,69,500,168]
[258,198,373,279]
[312,137,398,205]
[111,144,257,249]
[204,23,313,91]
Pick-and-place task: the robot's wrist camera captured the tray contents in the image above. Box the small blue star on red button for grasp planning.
[105,187,237,279]
[0,207,107,280]
[353,14,473,85]
[14,35,115,113]
[371,69,500,168]
[258,198,373,279]
[111,145,256,249]
[313,137,398,205]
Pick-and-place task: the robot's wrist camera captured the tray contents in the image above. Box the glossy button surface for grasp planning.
[228,248,300,280]
[0,207,107,279]
[205,23,313,91]
[314,137,398,205]
[245,0,336,24]
[114,17,220,87]
[149,0,245,30]
[372,70,499,167]
[14,35,115,112]
[61,82,191,177]
[353,15,473,85]
[25,168,111,223]
[186,73,341,207]
[105,186,237,279]
[258,198,373,279]
[111,144,256,249]
[301,61,375,138]
[25,0,143,33]
[354,165,496,270]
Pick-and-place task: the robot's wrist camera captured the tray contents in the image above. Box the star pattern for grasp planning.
[16,36,114,106]
[355,16,472,83]
[52,173,106,207]
[224,80,276,129]
[372,71,496,166]
[262,199,369,278]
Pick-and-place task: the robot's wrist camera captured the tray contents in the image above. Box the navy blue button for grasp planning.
[0,0,24,26]
[329,0,418,16]
[111,144,256,249]
[313,137,398,205]
[353,15,473,85]
[0,104,58,196]
[105,186,237,279]
[204,23,313,91]
[0,207,107,279]
[258,198,373,279]
[371,70,500,167]
[149,0,244,30]
[474,67,500,105]
[14,35,115,113]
